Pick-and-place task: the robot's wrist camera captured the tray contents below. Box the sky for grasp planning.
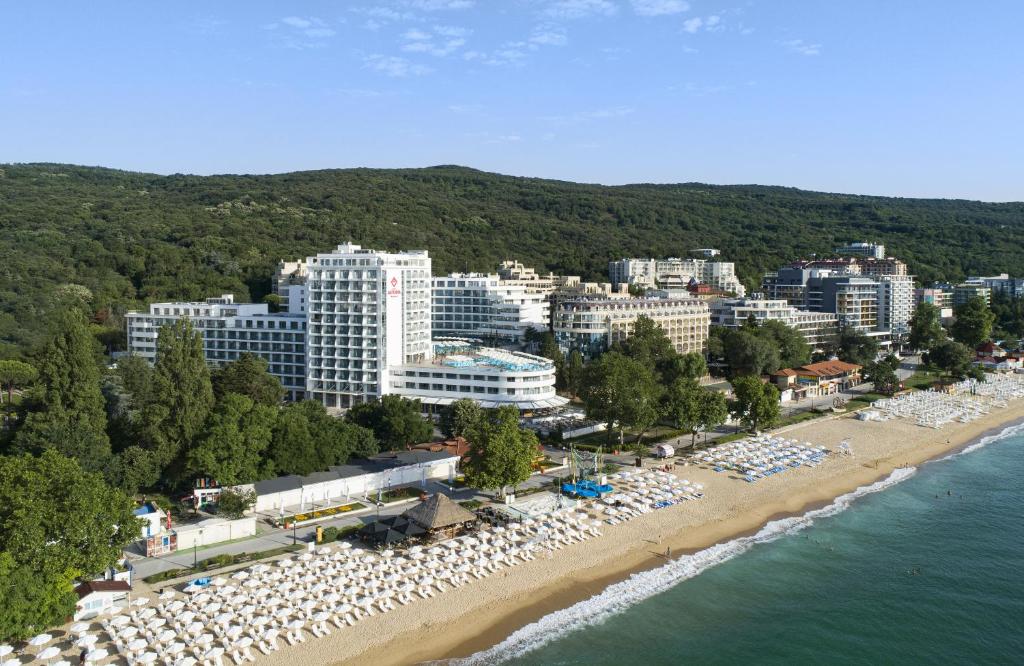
[1,1,1022,201]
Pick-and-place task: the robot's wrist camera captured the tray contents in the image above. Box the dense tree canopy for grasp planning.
[13,311,111,472]
[3,163,1024,359]
[950,297,996,348]
[211,353,285,406]
[439,398,482,439]
[833,327,880,367]
[729,376,781,433]
[908,302,946,351]
[579,351,661,449]
[345,395,433,451]
[0,451,140,640]
[462,406,538,495]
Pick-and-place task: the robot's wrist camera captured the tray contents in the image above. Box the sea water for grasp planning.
[460,424,1024,665]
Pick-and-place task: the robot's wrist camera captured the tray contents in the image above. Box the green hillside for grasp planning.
[1,162,1023,356]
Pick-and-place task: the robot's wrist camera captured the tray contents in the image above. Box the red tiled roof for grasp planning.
[773,360,862,378]
[75,580,130,598]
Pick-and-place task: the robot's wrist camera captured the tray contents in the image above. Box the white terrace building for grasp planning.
[432,273,549,341]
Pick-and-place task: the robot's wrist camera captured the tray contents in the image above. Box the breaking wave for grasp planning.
[453,466,919,665]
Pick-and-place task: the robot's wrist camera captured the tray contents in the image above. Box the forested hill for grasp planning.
[2,162,1023,355]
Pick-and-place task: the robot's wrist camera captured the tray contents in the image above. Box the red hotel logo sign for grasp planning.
[387,275,401,297]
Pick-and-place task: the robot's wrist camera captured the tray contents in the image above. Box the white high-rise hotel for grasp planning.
[305,243,432,410]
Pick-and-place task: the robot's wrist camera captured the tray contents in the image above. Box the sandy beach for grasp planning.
[251,401,1024,666]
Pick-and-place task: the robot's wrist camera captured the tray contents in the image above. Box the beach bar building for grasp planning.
[772,360,863,400]
[401,493,478,540]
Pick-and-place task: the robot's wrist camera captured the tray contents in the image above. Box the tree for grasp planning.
[106,446,162,495]
[925,339,976,380]
[721,329,780,377]
[149,320,214,472]
[14,311,111,471]
[0,360,36,405]
[462,406,538,496]
[863,361,900,395]
[950,296,996,348]
[834,327,880,367]
[579,351,661,449]
[186,393,276,485]
[439,398,482,439]
[0,451,141,640]
[216,487,257,519]
[758,320,811,369]
[908,302,946,351]
[345,395,433,451]
[562,349,585,397]
[211,353,285,406]
[270,401,377,476]
[729,375,781,432]
[663,379,702,444]
[697,389,729,445]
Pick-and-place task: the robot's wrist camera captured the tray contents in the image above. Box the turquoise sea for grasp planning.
[459,423,1024,665]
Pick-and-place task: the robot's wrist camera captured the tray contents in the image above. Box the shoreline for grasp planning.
[260,402,1024,666]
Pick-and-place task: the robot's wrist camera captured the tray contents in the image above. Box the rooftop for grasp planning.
[252,450,458,495]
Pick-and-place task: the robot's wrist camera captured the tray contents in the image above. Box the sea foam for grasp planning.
[932,419,1024,462]
[453,466,918,665]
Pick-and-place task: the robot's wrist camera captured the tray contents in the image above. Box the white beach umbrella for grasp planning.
[27,635,52,647]
[202,647,223,661]
[195,634,214,647]
[0,647,11,659]
[158,590,176,601]
[51,661,71,666]
[156,630,175,644]
[234,637,253,650]
[174,657,197,666]
[165,643,186,656]
[75,636,98,649]
[84,648,108,663]
[146,617,166,631]
[36,646,61,662]
[132,597,150,607]
[68,622,91,635]
[126,638,148,653]
[119,626,139,639]
[137,653,158,665]
[1,658,18,666]
[109,615,131,627]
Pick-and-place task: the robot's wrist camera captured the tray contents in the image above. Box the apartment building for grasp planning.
[708,298,839,351]
[126,294,307,401]
[553,297,710,359]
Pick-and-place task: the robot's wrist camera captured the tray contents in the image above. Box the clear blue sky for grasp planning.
[2,1,1022,201]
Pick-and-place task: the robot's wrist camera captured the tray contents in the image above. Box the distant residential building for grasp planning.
[608,257,746,296]
[432,273,549,340]
[553,297,710,359]
[877,275,915,338]
[953,283,991,307]
[709,298,839,352]
[967,274,1024,299]
[763,259,915,342]
[126,294,307,401]
[691,248,721,257]
[305,243,432,410]
[835,241,886,259]
[915,288,954,319]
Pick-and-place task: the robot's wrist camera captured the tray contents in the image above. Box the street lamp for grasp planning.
[292,522,297,546]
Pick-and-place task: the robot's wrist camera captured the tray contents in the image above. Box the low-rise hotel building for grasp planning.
[126,294,307,401]
[431,273,549,341]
